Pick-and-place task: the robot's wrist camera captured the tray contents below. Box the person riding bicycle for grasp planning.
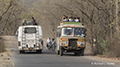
[51,38,56,51]
[52,38,56,46]
[46,38,52,49]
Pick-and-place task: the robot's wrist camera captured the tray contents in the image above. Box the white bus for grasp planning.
[18,25,43,53]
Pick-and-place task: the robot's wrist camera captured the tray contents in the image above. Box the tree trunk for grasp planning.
[115,0,120,41]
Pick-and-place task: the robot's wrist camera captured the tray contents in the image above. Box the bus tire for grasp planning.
[37,50,42,53]
[80,48,84,56]
[19,50,24,54]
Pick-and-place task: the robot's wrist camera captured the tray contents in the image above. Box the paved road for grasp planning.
[3,36,120,67]
[11,48,120,67]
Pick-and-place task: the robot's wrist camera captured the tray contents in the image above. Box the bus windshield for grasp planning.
[62,27,85,37]
[24,27,36,33]
[74,28,85,37]
[62,27,73,36]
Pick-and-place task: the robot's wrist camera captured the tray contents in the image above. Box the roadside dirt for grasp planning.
[0,48,14,67]
[84,42,94,56]
[0,36,17,67]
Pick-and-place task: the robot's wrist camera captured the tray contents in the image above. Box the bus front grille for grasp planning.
[69,39,77,48]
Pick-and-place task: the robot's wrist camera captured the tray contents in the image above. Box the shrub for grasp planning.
[93,38,108,55]
[93,37,120,58]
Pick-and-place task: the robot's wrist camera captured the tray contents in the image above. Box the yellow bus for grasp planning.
[56,22,86,56]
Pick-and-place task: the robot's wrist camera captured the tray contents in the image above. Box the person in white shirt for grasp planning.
[74,17,79,22]
[46,38,52,48]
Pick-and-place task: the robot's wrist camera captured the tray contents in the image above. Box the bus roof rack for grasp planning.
[22,21,36,26]
[60,22,82,25]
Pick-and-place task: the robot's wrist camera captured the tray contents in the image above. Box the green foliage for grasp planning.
[95,38,108,55]
[99,38,108,54]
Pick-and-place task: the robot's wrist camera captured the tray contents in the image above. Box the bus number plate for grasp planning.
[28,48,34,50]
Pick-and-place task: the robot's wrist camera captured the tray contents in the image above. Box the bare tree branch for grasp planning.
[55,4,74,13]
[1,12,11,35]
[101,0,105,4]
[0,0,13,21]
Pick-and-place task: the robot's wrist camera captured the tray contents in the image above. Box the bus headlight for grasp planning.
[77,41,85,46]
[62,41,68,45]
[77,41,81,45]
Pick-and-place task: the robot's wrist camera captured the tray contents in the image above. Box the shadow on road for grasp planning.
[18,50,56,55]
[61,53,94,57]
[18,50,94,57]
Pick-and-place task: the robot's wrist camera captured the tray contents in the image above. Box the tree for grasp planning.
[0,0,23,35]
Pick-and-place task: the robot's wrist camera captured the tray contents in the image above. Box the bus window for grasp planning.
[24,27,37,33]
